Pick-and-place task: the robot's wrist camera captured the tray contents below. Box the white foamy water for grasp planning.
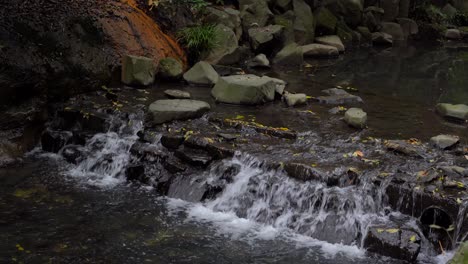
[67,113,143,187]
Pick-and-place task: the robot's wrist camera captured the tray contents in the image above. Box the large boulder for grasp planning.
[315,35,345,52]
[158,57,184,80]
[381,22,405,41]
[380,0,400,22]
[396,18,419,39]
[315,7,338,36]
[436,103,468,121]
[0,0,186,105]
[293,0,316,45]
[121,55,156,86]
[327,0,363,27]
[148,100,211,124]
[344,108,367,128]
[302,43,339,57]
[248,25,285,55]
[183,61,219,86]
[363,225,421,262]
[211,74,277,105]
[336,20,355,47]
[273,43,304,66]
[240,0,273,30]
[203,24,239,65]
[204,7,242,40]
[247,54,270,68]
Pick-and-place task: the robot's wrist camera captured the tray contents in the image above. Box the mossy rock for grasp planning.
[449,242,468,264]
[315,7,338,35]
[158,57,183,80]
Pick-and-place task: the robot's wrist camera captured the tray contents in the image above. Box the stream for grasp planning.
[0,44,467,263]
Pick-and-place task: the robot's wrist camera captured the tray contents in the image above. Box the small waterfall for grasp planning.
[67,112,144,187]
[199,153,392,246]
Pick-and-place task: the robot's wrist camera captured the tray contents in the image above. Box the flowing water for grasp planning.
[1,44,467,263]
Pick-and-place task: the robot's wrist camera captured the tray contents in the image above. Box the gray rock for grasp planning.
[332,0,364,27]
[148,100,211,124]
[357,26,372,44]
[240,0,273,30]
[430,135,460,150]
[284,93,307,107]
[381,22,405,41]
[344,108,367,128]
[203,24,239,65]
[273,43,304,66]
[204,7,242,40]
[183,61,219,86]
[263,76,287,95]
[441,4,458,17]
[121,55,156,86]
[317,88,363,104]
[158,57,183,80]
[211,74,277,105]
[164,89,191,99]
[445,29,461,40]
[248,25,284,53]
[302,43,339,57]
[396,18,419,38]
[381,0,400,22]
[315,35,345,52]
[364,225,421,262]
[436,103,468,121]
[372,32,393,45]
[293,0,315,44]
[315,7,338,35]
[247,54,270,68]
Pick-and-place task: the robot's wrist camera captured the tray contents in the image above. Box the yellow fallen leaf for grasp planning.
[386,228,399,234]
[409,235,416,242]
[353,150,364,158]
[16,244,24,251]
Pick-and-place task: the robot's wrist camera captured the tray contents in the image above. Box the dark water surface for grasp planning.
[1,44,467,263]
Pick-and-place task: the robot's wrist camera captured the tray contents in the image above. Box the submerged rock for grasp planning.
[315,35,345,52]
[211,74,277,105]
[121,55,156,86]
[164,89,191,99]
[302,43,339,58]
[344,108,367,128]
[148,100,211,124]
[183,61,219,86]
[430,135,460,150]
[316,88,363,104]
[436,103,468,121]
[158,57,183,80]
[363,225,421,262]
[385,140,422,157]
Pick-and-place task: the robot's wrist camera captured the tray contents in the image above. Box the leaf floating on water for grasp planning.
[352,150,364,158]
[377,228,384,233]
[429,224,443,229]
[409,235,416,242]
[457,198,462,204]
[234,115,245,120]
[16,244,24,251]
[386,228,399,234]
[446,225,455,232]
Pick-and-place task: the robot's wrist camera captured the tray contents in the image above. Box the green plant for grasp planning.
[413,4,447,24]
[177,24,219,61]
[450,11,468,27]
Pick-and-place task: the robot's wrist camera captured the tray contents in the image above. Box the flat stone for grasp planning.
[436,103,468,121]
[315,35,345,52]
[175,146,213,167]
[164,89,191,99]
[302,43,339,58]
[430,135,460,150]
[344,108,367,129]
[284,93,307,107]
[183,61,219,86]
[211,74,277,105]
[148,100,211,124]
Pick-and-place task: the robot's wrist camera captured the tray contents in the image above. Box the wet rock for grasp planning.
[316,88,363,104]
[212,65,244,76]
[161,134,185,149]
[148,100,211,124]
[204,7,242,40]
[273,43,303,67]
[380,0,400,21]
[184,136,235,159]
[284,93,307,107]
[430,135,460,150]
[58,108,109,133]
[302,44,339,58]
[203,24,239,65]
[384,140,422,157]
[445,29,462,40]
[381,22,405,41]
[121,55,156,86]
[163,157,187,174]
[363,225,421,262]
[438,166,467,177]
[164,89,191,99]
[344,108,367,129]
[125,164,149,184]
[420,207,455,251]
[436,103,468,121]
[292,0,315,44]
[183,61,219,86]
[0,141,22,167]
[175,146,213,167]
[372,32,393,45]
[211,74,277,105]
[41,130,72,153]
[130,142,167,162]
[315,7,337,35]
[158,58,183,80]
[61,145,87,164]
[449,242,468,264]
[218,133,238,141]
[315,35,345,52]
[263,76,287,96]
[248,25,285,55]
[137,131,159,144]
[247,54,270,68]
[284,163,324,182]
[212,117,297,139]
